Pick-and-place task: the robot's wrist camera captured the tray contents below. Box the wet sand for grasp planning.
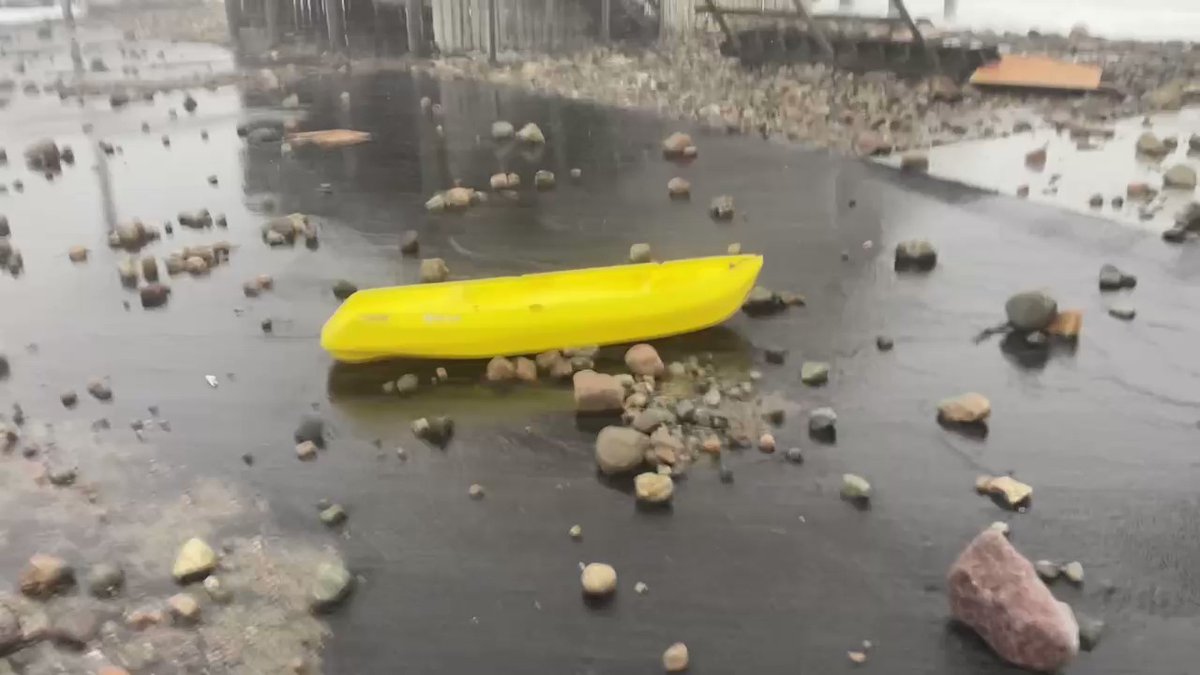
[1,19,1199,675]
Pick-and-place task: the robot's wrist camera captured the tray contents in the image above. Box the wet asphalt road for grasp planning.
[1,22,1199,675]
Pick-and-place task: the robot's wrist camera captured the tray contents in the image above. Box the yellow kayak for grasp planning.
[320,254,764,362]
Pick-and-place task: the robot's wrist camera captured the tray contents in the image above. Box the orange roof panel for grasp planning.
[970,55,1103,92]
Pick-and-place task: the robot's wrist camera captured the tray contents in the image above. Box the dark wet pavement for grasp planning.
[1,20,1199,675]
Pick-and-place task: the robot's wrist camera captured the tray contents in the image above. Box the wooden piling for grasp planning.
[406,0,425,55]
[325,0,346,51]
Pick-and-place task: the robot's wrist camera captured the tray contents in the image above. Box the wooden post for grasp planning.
[225,0,244,52]
[487,0,498,62]
[600,0,610,42]
[405,0,424,55]
[325,0,346,52]
[889,0,939,70]
[265,0,280,46]
[789,0,833,60]
[701,0,739,53]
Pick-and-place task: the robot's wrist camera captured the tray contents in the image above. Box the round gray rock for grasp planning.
[595,427,650,475]
[1005,290,1058,331]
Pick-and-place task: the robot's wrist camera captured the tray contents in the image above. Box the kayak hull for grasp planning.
[320,255,763,362]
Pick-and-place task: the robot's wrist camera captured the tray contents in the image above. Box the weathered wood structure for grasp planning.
[225,0,983,77]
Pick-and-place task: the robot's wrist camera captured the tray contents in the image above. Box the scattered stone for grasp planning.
[533,170,556,190]
[634,472,673,503]
[764,347,787,364]
[784,447,804,464]
[310,560,354,612]
[840,474,871,501]
[486,356,516,383]
[411,416,455,447]
[595,426,650,475]
[319,504,347,526]
[1163,164,1197,189]
[937,393,991,424]
[989,521,1011,537]
[629,243,652,264]
[976,475,1033,509]
[661,132,693,158]
[808,407,837,442]
[294,415,325,447]
[203,575,232,603]
[419,258,449,283]
[899,151,929,173]
[86,379,113,401]
[1098,264,1136,290]
[261,319,273,333]
[1088,193,1104,208]
[1047,310,1083,339]
[625,344,664,377]
[444,187,475,210]
[1127,182,1156,200]
[667,177,690,198]
[709,195,734,220]
[20,554,74,598]
[875,335,894,351]
[718,465,734,483]
[726,242,742,255]
[1135,132,1168,158]
[741,286,785,316]
[1024,146,1047,169]
[574,371,624,413]
[424,193,446,212]
[1016,185,1030,197]
[662,642,689,672]
[1076,614,1105,652]
[167,593,200,624]
[894,239,937,271]
[947,529,1079,673]
[800,361,829,386]
[1035,560,1060,582]
[1062,561,1084,584]
[295,441,318,461]
[1006,290,1058,331]
[757,433,776,453]
[1108,306,1136,321]
[23,139,60,171]
[632,408,673,434]
[184,256,209,275]
[139,283,170,309]
[49,605,99,648]
[568,524,582,540]
[848,650,867,664]
[395,373,420,395]
[172,538,217,582]
[570,168,582,180]
[400,230,420,255]
[491,120,515,140]
[515,123,545,144]
[580,563,617,596]
[67,246,88,262]
[85,563,124,598]
[60,391,78,408]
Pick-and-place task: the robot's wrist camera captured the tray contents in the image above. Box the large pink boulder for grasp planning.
[947,529,1079,673]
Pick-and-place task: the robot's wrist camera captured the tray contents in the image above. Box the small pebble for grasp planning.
[784,447,804,464]
[468,484,485,500]
[568,524,582,540]
[1062,561,1084,584]
[758,433,776,453]
[662,642,689,672]
[634,581,648,594]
